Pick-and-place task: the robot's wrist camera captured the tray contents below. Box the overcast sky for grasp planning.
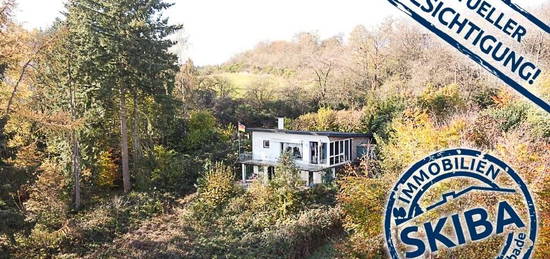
[14,0,549,66]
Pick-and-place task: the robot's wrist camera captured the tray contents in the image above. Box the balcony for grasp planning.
[239,152,252,161]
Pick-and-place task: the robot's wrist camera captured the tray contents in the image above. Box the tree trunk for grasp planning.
[71,130,81,210]
[68,60,81,210]
[120,86,131,193]
[5,60,31,116]
[131,89,143,188]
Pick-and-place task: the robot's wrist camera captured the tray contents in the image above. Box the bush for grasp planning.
[525,108,550,138]
[70,192,168,254]
[291,107,364,133]
[270,153,305,218]
[243,207,342,258]
[291,107,339,132]
[191,163,242,218]
[184,110,227,152]
[418,84,463,119]
[488,102,529,132]
[147,145,199,195]
[183,203,341,259]
[0,207,28,246]
[16,191,171,258]
[24,160,69,229]
[472,86,498,109]
[361,94,406,140]
[377,109,464,175]
[18,223,68,256]
[337,176,389,257]
[97,150,118,188]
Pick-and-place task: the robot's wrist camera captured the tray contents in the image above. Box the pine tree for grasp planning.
[64,0,181,193]
[31,25,87,210]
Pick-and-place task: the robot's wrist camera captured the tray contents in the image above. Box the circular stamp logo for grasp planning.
[384,148,537,258]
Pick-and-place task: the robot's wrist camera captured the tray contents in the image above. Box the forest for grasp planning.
[0,0,549,258]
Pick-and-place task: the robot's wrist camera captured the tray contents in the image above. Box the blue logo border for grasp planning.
[383,148,538,259]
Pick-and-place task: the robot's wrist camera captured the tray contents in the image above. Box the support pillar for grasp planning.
[242,164,246,183]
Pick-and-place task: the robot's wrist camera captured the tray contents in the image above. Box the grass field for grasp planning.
[212,72,291,98]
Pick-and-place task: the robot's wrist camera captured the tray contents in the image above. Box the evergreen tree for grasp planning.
[32,25,87,210]
[64,0,181,192]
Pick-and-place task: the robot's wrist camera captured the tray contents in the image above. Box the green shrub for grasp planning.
[488,102,529,132]
[526,108,550,138]
[184,205,341,259]
[337,176,389,257]
[147,145,199,194]
[270,153,305,218]
[17,191,170,258]
[184,110,227,152]
[472,86,498,109]
[18,223,68,257]
[243,207,342,258]
[361,94,406,140]
[192,163,242,218]
[418,84,463,119]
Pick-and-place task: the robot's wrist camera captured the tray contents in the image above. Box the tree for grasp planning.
[245,76,275,110]
[271,152,304,218]
[175,59,199,110]
[0,0,36,243]
[65,0,182,193]
[0,0,15,79]
[184,110,221,152]
[31,25,87,210]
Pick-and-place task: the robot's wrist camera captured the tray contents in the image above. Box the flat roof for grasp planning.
[247,128,371,138]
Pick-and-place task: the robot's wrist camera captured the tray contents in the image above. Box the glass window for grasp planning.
[344,140,349,161]
[330,142,334,156]
[321,143,327,164]
[282,143,303,160]
[268,166,274,180]
[263,140,270,148]
[310,142,318,164]
[349,140,353,160]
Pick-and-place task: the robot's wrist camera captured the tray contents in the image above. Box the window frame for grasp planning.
[329,138,352,165]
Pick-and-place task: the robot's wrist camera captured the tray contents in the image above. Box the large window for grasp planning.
[281,143,303,160]
[310,142,319,164]
[329,139,352,165]
[320,143,327,164]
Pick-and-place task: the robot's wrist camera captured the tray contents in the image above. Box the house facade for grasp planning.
[239,120,373,187]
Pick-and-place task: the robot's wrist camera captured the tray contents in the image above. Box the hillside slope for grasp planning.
[86,195,196,258]
[87,191,343,259]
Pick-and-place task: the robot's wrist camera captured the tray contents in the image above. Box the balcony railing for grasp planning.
[239,152,252,161]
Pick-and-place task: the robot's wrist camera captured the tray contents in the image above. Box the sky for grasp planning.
[14,0,549,66]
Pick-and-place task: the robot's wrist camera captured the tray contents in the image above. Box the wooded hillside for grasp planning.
[1,0,549,258]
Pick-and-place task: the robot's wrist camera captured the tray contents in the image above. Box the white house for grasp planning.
[239,118,373,187]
